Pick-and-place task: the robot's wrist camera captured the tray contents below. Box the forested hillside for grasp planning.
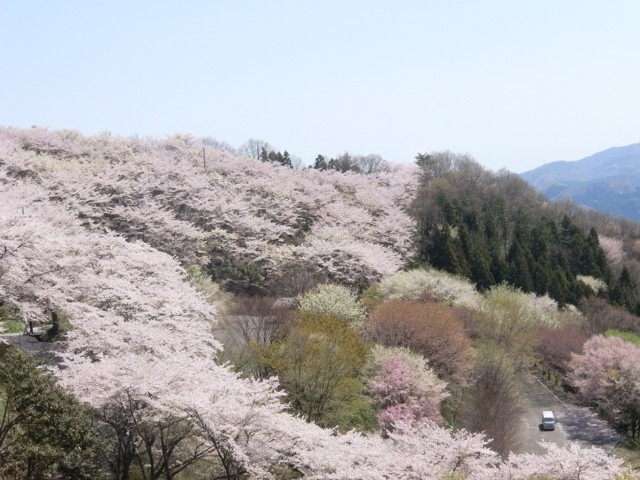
[411,152,640,313]
[2,127,640,479]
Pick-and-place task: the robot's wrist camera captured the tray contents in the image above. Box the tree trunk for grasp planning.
[50,311,59,337]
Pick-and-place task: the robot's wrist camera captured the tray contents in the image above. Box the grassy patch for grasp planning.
[0,305,24,334]
[609,440,640,470]
[605,329,640,346]
[0,319,25,334]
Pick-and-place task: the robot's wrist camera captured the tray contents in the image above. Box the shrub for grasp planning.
[366,299,472,384]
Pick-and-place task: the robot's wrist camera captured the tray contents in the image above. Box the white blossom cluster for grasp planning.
[378,268,482,309]
[298,283,367,329]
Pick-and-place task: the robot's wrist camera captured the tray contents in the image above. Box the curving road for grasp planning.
[514,373,623,455]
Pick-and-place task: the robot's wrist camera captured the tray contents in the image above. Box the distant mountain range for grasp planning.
[520,143,640,222]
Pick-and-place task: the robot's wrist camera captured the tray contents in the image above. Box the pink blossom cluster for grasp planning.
[365,346,449,433]
[569,334,640,430]
[598,235,625,265]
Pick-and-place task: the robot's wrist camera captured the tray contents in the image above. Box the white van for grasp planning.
[542,411,556,430]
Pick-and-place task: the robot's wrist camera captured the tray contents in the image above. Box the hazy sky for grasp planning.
[2,1,639,173]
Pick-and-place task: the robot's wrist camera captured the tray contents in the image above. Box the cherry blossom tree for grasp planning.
[599,235,625,265]
[364,345,448,433]
[0,127,418,290]
[386,420,500,478]
[568,334,640,438]
[500,441,623,480]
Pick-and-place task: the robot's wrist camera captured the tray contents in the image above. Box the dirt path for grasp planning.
[514,373,623,455]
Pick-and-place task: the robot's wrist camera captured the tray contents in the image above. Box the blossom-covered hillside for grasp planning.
[0,127,417,290]
[0,127,627,479]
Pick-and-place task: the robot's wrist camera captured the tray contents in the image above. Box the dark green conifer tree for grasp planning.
[507,240,534,292]
[430,224,468,276]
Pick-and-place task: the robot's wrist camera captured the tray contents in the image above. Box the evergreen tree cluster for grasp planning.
[314,153,360,173]
[412,152,639,311]
[313,152,390,174]
[260,146,293,168]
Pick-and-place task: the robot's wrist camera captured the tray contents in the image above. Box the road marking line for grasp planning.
[533,376,569,409]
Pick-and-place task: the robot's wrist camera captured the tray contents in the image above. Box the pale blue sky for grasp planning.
[2,1,639,172]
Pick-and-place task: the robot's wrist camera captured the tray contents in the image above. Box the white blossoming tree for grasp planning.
[298,283,367,329]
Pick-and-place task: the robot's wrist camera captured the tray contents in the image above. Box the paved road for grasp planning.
[515,373,623,455]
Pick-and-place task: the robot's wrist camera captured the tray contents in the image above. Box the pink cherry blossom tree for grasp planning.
[500,441,623,480]
[365,345,448,433]
[568,334,640,438]
[598,235,625,265]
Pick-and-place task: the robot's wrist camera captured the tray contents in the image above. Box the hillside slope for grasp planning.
[0,127,417,292]
[0,127,625,478]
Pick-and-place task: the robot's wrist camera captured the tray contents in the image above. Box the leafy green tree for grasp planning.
[313,154,327,170]
[429,224,469,276]
[610,265,640,314]
[0,346,104,479]
[470,285,541,372]
[467,242,494,291]
[259,313,371,428]
[506,241,534,292]
[436,191,459,226]
[281,150,292,167]
[410,153,621,309]
[529,222,553,294]
[587,227,611,281]
[548,268,571,307]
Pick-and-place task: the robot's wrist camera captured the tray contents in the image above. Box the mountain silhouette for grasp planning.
[520,143,640,221]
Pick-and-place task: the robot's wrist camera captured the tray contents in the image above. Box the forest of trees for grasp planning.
[411,151,640,312]
[3,127,640,479]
